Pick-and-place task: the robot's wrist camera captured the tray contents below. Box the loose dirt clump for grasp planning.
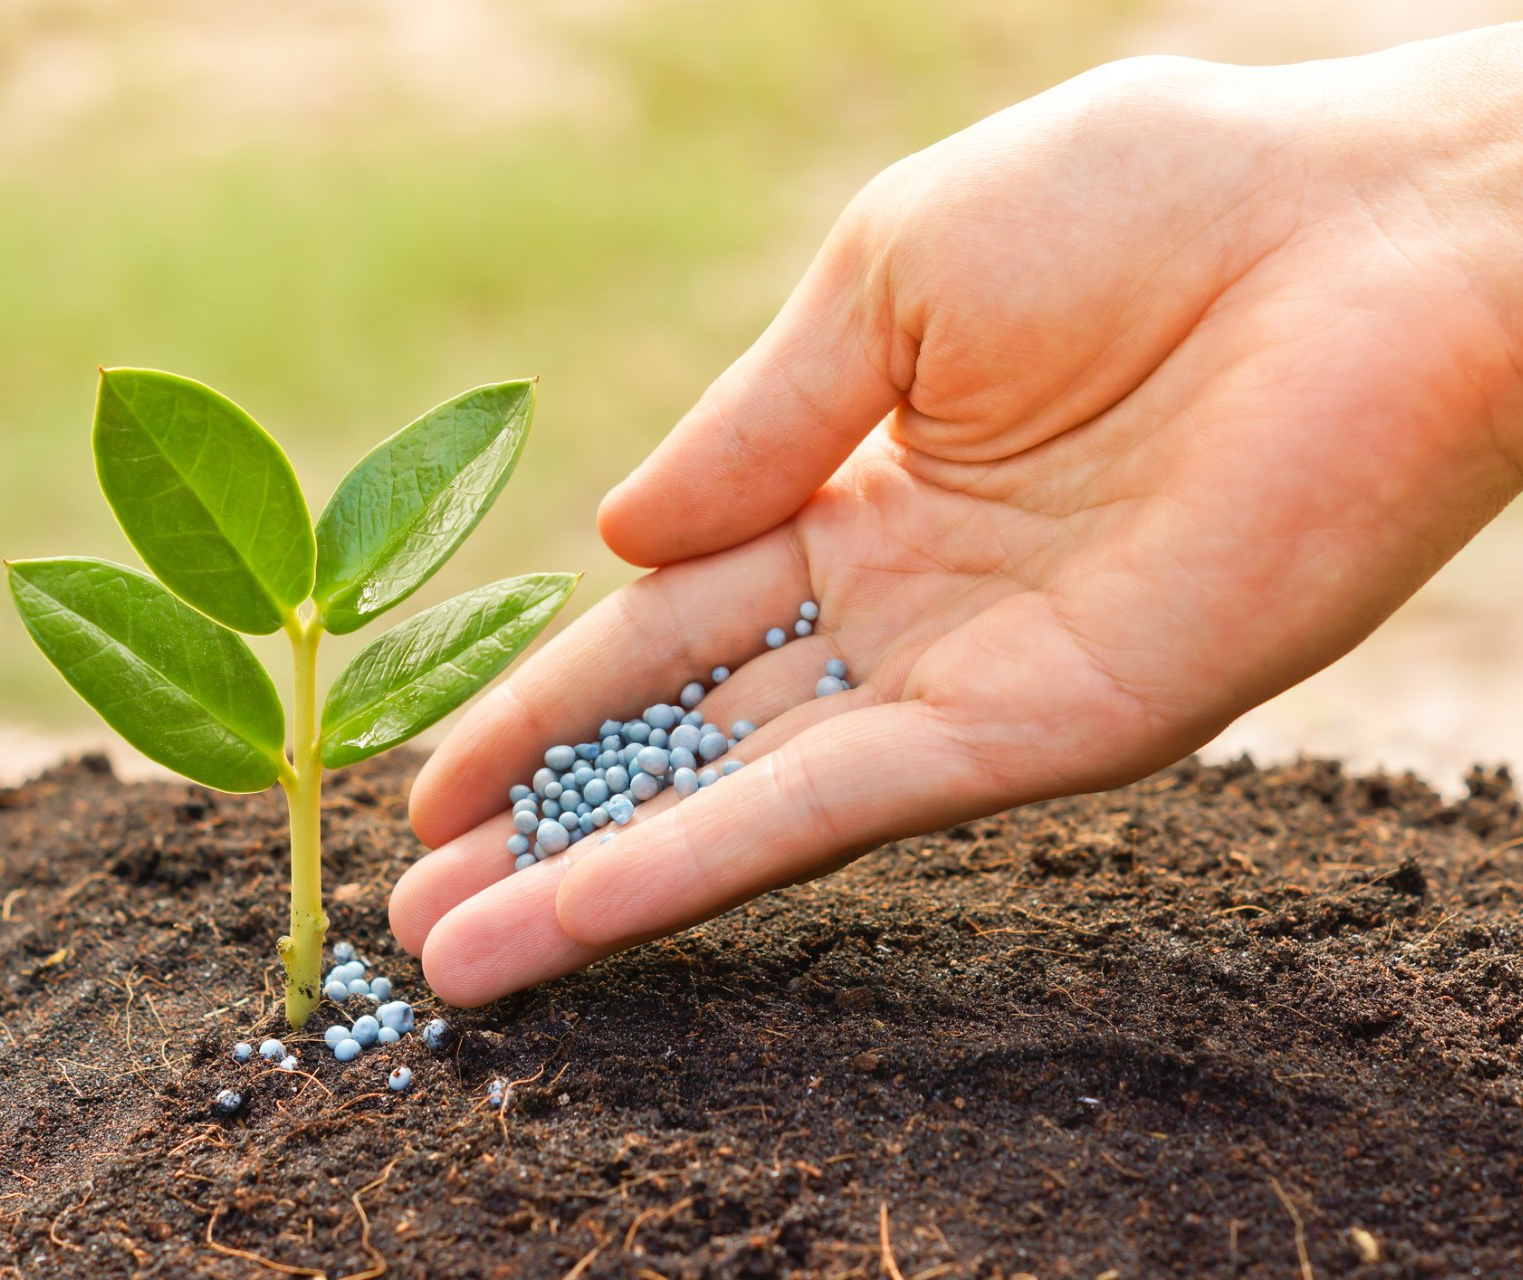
[2,751,1522,1277]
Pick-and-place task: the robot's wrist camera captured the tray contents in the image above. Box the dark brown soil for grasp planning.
[2,750,1523,1279]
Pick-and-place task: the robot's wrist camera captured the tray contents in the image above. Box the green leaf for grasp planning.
[93,368,315,635]
[313,380,536,635]
[6,557,286,792]
[320,572,576,769]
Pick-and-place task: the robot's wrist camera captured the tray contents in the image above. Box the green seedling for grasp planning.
[7,369,577,1029]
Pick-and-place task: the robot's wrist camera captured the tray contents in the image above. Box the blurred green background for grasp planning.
[0,0,1134,731]
[2,0,1518,786]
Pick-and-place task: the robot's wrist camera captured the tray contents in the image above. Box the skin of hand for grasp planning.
[394,24,1523,1006]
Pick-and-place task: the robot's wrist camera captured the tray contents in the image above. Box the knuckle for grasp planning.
[833,154,924,269]
[1076,53,1218,106]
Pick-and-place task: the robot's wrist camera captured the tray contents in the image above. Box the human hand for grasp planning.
[394,26,1523,1005]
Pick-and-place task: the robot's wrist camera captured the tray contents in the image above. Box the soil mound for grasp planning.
[2,751,1521,1277]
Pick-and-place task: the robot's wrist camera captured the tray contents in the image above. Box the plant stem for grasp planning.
[278,613,326,1030]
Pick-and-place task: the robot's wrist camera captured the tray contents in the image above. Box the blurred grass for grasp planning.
[0,0,1139,729]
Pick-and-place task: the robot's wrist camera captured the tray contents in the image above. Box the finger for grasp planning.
[416,689,888,1004]
[598,215,908,568]
[555,700,990,948]
[388,814,517,957]
[396,652,876,959]
[409,524,813,849]
[419,851,611,1006]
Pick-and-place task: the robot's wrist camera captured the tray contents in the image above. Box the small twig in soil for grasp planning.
[586,1168,693,1201]
[154,1032,190,1077]
[0,1191,27,1230]
[106,1218,151,1269]
[205,1204,328,1279]
[334,1158,397,1280]
[251,1064,334,1100]
[1268,1002,1340,1035]
[1414,911,1455,947]
[1473,831,1523,874]
[1031,1160,1070,1189]
[924,1218,959,1267]
[55,1062,86,1098]
[24,947,68,979]
[144,988,170,1036]
[202,996,253,1021]
[48,1183,92,1252]
[1269,1176,1315,1280]
[878,1203,906,1280]
[1099,1151,1147,1182]
[257,961,280,1024]
[623,1196,693,1253]
[104,967,140,1052]
[509,1061,549,1090]
[166,1127,225,1160]
[59,871,108,904]
[967,930,1084,958]
[956,837,1020,873]
[560,1244,601,1280]
[1006,903,1106,938]
[0,887,23,920]
[1048,985,1118,1033]
[769,1126,812,1171]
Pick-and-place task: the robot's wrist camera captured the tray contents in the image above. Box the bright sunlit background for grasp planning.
[1,0,1519,791]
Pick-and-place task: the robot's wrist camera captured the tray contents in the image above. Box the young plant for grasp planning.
[6,370,576,1029]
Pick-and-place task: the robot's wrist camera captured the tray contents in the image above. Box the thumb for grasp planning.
[598,208,909,567]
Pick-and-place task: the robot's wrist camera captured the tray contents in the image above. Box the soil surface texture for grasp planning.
[2,750,1522,1279]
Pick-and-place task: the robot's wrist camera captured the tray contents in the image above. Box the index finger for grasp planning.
[416,699,977,1006]
[553,700,986,948]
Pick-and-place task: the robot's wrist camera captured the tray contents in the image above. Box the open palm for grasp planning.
[395,38,1523,1005]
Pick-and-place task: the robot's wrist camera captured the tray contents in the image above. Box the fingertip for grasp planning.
[387,843,474,959]
[406,762,449,850]
[387,860,431,958]
[596,479,663,569]
[419,894,521,1007]
[419,922,495,1008]
[551,852,605,946]
[420,857,612,1006]
[388,815,517,957]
